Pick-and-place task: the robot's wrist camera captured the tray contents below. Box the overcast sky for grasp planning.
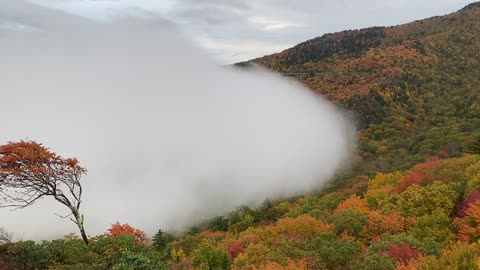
[26,0,480,63]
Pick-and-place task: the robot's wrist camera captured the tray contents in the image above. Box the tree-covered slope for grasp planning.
[1,3,480,270]
[239,2,480,175]
[164,154,480,270]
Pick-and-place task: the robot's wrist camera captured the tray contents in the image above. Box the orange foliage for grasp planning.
[0,141,87,207]
[335,195,369,214]
[236,215,333,248]
[456,200,480,242]
[396,172,424,192]
[253,259,310,270]
[396,261,421,270]
[0,141,85,175]
[362,211,410,240]
[107,222,147,243]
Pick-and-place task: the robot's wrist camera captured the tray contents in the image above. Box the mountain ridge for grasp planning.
[239,2,480,175]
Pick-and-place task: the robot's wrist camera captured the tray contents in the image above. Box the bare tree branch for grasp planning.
[0,227,13,244]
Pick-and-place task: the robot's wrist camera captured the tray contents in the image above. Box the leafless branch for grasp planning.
[0,227,13,244]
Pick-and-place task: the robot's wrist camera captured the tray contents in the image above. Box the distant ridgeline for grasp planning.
[237,2,480,175]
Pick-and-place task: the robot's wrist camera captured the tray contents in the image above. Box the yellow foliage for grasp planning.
[171,247,186,263]
[267,214,334,241]
[407,243,480,270]
[368,172,403,190]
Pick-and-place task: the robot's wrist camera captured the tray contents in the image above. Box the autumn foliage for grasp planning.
[107,222,147,243]
[0,140,89,244]
[385,243,420,264]
[0,141,86,208]
[2,2,480,269]
[456,199,480,243]
[227,242,244,261]
[456,191,480,218]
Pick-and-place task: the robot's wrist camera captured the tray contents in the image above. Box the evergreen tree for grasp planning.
[152,230,175,252]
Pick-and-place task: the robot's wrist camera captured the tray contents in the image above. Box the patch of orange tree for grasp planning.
[0,141,89,244]
[107,222,147,244]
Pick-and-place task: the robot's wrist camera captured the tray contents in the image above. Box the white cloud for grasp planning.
[248,16,305,31]
[193,35,291,62]
[22,0,480,63]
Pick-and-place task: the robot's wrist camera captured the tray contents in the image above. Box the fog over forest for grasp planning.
[0,0,353,240]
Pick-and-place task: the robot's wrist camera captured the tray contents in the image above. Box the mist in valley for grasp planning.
[0,1,354,240]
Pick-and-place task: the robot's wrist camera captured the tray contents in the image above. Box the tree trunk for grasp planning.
[72,210,89,245]
[78,224,89,245]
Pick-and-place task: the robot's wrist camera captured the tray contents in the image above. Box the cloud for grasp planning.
[247,16,305,31]
[168,0,476,63]
[0,1,354,240]
[29,0,476,63]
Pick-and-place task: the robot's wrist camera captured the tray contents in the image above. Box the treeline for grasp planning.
[1,153,480,269]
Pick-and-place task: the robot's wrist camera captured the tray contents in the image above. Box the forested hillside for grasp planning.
[240,1,480,175]
[1,2,480,270]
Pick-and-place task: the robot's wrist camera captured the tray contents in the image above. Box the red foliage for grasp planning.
[385,243,420,264]
[396,158,443,192]
[107,222,147,243]
[396,172,424,192]
[457,191,480,218]
[412,158,443,180]
[227,242,244,261]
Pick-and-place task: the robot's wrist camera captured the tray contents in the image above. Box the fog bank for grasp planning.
[0,1,354,240]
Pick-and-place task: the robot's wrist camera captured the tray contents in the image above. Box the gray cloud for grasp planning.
[30,0,477,63]
[0,1,353,240]
[168,0,476,63]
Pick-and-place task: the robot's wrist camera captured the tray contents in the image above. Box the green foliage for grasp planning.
[397,182,459,216]
[354,253,396,270]
[4,241,50,270]
[467,136,480,154]
[411,209,455,243]
[306,233,360,269]
[192,241,230,270]
[330,208,368,237]
[1,235,168,270]
[111,250,168,270]
[365,234,441,256]
[43,239,88,266]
